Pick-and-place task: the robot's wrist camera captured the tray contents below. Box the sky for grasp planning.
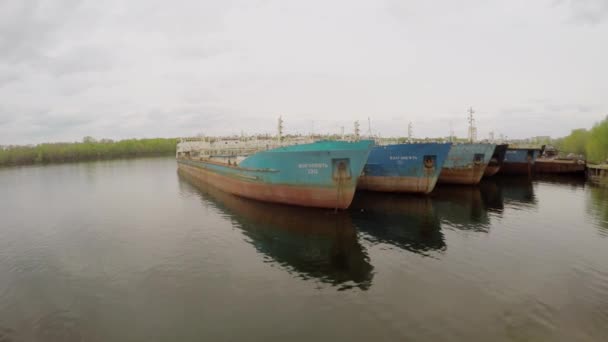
[0,0,607,145]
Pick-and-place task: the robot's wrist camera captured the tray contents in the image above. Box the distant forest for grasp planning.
[0,137,177,167]
[2,116,607,167]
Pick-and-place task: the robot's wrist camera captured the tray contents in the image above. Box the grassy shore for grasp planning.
[0,138,177,167]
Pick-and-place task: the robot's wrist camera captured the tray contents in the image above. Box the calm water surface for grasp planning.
[1,158,607,341]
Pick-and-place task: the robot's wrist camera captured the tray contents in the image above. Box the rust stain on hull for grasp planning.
[438,167,486,185]
[358,175,438,194]
[178,163,356,209]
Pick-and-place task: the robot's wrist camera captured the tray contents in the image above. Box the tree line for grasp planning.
[556,116,608,164]
[0,137,177,167]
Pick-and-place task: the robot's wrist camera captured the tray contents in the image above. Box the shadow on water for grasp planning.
[350,192,446,256]
[178,168,543,282]
[177,170,374,291]
[350,177,537,253]
[533,174,587,189]
[489,176,537,210]
[430,185,492,232]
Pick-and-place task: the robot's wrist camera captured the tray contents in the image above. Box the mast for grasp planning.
[354,121,360,141]
[449,120,454,143]
[277,116,283,143]
[467,107,477,143]
[408,121,413,141]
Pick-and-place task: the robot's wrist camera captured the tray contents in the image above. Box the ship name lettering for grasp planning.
[389,156,418,161]
[298,163,329,169]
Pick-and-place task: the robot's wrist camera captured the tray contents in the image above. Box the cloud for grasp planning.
[0,107,15,125]
[553,0,608,25]
[0,68,20,88]
[0,0,86,63]
[0,0,606,144]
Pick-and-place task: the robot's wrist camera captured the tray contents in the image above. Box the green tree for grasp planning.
[0,138,177,167]
[559,128,590,156]
[586,116,608,164]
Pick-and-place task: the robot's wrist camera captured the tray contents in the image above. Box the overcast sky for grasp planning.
[0,0,607,144]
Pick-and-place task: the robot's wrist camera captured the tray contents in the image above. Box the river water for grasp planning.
[1,158,607,341]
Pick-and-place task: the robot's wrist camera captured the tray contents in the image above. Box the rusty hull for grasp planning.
[438,166,487,185]
[534,159,585,174]
[178,163,356,209]
[438,143,495,185]
[358,174,438,194]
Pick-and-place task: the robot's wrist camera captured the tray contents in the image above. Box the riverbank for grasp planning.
[0,138,177,167]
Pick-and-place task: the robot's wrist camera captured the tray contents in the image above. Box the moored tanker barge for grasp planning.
[438,143,496,185]
[358,143,452,194]
[177,138,373,209]
[499,147,543,175]
[534,158,586,175]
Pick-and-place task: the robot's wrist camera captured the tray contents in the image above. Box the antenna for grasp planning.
[408,122,413,141]
[367,117,372,137]
[277,116,283,143]
[467,107,477,143]
[449,120,454,143]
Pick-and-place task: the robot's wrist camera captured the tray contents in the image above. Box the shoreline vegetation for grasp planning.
[556,116,608,164]
[0,137,177,167]
[1,116,607,168]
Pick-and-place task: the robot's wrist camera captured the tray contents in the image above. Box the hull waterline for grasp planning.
[438,144,496,185]
[358,143,452,194]
[534,159,585,175]
[177,140,373,209]
[498,148,543,176]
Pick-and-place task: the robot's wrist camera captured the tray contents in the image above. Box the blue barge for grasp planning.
[499,147,543,175]
[358,143,452,194]
[177,139,374,209]
[438,143,496,185]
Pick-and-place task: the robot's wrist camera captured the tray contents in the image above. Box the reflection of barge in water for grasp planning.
[491,177,536,208]
[350,192,445,255]
[179,169,374,290]
[587,164,608,186]
[430,186,492,232]
[432,178,537,230]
